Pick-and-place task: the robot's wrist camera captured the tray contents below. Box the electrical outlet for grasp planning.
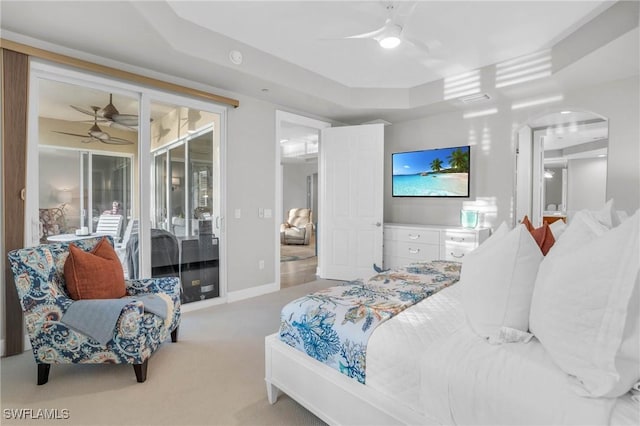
[259,260,265,270]
[259,208,264,218]
[234,208,241,219]
[264,208,272,218]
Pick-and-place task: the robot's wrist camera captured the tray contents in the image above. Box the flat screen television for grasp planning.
[392,145,470,197]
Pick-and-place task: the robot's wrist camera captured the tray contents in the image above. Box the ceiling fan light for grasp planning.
[88,124,108,140]
[379,35,401,49]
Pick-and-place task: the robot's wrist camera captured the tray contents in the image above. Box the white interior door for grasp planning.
[319,123,384,280]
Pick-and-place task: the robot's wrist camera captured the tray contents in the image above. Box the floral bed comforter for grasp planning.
[278,260,462,384]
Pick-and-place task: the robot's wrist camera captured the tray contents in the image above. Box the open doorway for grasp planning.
[275,111,330,288]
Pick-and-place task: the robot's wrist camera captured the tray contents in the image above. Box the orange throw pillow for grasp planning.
[521,215,534,232]
[531,222,556,255]
[520,216,555,255]
[64,237,126,300]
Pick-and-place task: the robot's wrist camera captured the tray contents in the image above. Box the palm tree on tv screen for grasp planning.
[430,158,443,173]
[448,149,469,172]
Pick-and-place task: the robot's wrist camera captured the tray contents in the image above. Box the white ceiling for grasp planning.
[1,0,637,126]
[165,0,609,89]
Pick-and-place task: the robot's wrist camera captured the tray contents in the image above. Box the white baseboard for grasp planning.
[227,282,279,303]
[181,296,227,313]
[0,335,31,356]
[181,282,279,313]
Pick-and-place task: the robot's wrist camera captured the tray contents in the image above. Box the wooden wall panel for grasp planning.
[2,49,28,356]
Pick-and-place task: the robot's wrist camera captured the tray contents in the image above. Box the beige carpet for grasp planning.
[0,280,339,426]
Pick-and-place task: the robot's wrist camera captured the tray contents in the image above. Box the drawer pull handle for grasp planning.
[408,234,420,240]
[451,237,465,242]
[408,248,420,254]
[450,252,464,259]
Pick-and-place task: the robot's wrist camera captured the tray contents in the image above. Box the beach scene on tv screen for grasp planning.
[392,146,470,196]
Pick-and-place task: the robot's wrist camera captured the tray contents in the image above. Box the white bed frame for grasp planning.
[265,333,438,425]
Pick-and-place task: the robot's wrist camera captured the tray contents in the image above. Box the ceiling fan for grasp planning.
[71,93,140,129]
[53,106,134,145]
[335,2,440,57]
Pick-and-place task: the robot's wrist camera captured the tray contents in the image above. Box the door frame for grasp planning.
[275,110,331,288]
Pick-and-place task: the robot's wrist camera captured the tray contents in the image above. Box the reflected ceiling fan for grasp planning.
[53,106,134,145]
[71,93,140,129]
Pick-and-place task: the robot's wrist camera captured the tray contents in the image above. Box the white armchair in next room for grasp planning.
[280,208,313,245]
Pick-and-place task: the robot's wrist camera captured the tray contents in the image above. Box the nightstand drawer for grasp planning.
[441,240,477,261]
[392,241,440,262]
[442,230,477,244]
[387,227,440,245]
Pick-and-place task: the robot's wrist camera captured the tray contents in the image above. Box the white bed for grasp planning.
[265,284,639,425]
[266,205,640,425]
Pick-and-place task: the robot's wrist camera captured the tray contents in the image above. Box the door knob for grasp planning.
[374,222,381,227]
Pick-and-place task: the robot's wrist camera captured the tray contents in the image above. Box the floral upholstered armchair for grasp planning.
[7,236,181,385]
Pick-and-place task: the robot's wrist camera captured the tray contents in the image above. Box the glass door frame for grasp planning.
[26,60,228,299]
[151,124,215,238]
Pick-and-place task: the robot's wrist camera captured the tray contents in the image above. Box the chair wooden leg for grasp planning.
[133,360,148,383]
[171,326,179,343]
[37,364,50,385]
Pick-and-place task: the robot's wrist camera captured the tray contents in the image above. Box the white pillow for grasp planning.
[593,198,621,228]
[548,220,567,241]
[530,210,639,397]
[460,224,543,343]
[461,221,509,265]
[545,209,609,258]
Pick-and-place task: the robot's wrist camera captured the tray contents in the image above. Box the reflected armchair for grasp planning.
[7,236,181,385]
[280,208,313,245]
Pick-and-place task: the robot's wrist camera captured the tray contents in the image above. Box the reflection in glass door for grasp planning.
[149,100,221,303]
[33,78,138,279]
[80,152,132,233]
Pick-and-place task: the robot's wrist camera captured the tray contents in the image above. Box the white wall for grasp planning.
[567,157,607,214]
[282,162,318,221]
[226,95,278,293]
[384,76,640,229]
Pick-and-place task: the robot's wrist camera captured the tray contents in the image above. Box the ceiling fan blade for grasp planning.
[344,25,387,40]
[403,36,446,63]
[403,35,431,54]
[52,130,89,138]
[111,113,139,127]
[393,1,418,20]
[108,121,138,132]
[75,118,110,124]
[70,105,101,117]
[102,136,134,145]
[92,132,110,141]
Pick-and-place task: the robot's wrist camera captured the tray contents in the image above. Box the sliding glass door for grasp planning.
[149,98,221,302]
[28,61,226,302]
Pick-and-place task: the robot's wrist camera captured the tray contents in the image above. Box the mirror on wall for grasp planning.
[517,110,608,226]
